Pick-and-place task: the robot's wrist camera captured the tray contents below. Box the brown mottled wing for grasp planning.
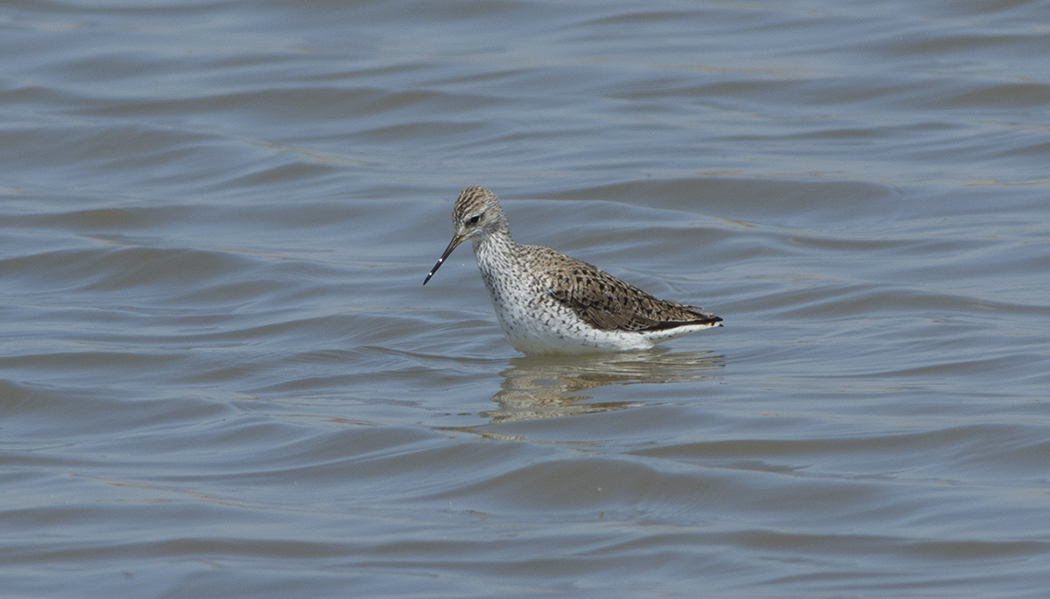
[536,248,721,332]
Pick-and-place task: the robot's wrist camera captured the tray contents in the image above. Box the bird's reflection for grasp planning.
[477,350,725,423]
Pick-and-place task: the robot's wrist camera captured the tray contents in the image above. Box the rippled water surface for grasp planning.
[2,1,1049,597]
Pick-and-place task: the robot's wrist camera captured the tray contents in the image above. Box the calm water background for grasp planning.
[2,1,1049,597]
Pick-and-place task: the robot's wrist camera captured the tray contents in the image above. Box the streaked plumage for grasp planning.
[424,186,722,354]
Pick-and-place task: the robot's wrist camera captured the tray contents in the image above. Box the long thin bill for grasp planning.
[422,235,463,285]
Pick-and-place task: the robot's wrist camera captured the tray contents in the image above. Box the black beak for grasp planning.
[423,234,464,285]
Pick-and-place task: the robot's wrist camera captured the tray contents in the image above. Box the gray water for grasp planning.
[2,1,1049,597]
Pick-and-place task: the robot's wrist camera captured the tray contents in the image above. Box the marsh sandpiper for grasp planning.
[424,186,722,354]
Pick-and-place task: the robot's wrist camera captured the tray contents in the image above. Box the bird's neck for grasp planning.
[473,228,520,279]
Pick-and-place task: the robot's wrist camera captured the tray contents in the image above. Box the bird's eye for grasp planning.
[468,215,481,225]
